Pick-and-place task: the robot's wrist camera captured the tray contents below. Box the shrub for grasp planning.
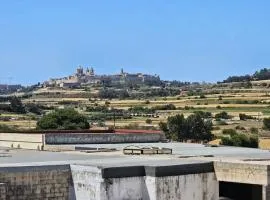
[153,104,176,110]
[215,111,231,119]
[184,106,190,110]
[145,100,150,104]
[184,106,194,110]
[221,134,258,148]
[145,119,152,124]
[239,113,254,120]
[250,127,259,134]
[216,105,222,109]
[222,129,237,136]
[193,111,212,118]
[251,100,259,104]
[212,126,221,130]
[223,101,230,104]
[105,101,111,106]
[37,108,90,130]
[26,103,43,115]
[128,106,154,114]
[235,125,246,131]
[0,124,16,132]
[200,94,206,99]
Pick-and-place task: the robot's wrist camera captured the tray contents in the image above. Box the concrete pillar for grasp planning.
[0,183,6,200]
[263,185,270,200]
[145,173,219,200]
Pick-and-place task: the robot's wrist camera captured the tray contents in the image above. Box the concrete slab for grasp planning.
[73,142,270,159]
[1,142,270,167]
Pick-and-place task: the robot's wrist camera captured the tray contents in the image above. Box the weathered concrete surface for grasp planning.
[45,133,162,144]
[105,177,150,200]
[70,161,218,200]
[70,165,103,200]
[0,165,71,200]
[0,183,6,200]
[214,161,268,185]
[70,165,149,200]
[146,173,218,200]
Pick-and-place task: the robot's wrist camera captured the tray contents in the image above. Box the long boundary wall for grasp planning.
[0,132,164,150]
[45,133,162,144]
[0,132,163,150]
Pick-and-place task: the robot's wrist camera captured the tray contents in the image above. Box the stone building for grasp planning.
[43,66,161,88]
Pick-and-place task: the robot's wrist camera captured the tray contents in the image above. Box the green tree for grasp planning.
[145,119,152,124]
[37,108,90,130]
[221,134,258,148]
[26,103,43,115]
[215,111,231,119]
[9,96,26,114]
[185,114,213,141]
[160,113,213,142]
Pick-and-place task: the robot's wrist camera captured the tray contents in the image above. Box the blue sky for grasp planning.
[1,0,270,85]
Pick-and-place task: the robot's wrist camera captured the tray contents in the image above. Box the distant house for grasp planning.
[59,82,80,88]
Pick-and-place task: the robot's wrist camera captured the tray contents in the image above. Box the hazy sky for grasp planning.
[1,0,270,85]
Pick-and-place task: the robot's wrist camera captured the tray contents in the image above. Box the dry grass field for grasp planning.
[3,84,270,148]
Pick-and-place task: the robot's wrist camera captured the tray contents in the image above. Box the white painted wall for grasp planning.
[102,177,149,200]
[71,164,148,200]
[146,173,218,200]
[70,165,104,200]
[71,165,218,200]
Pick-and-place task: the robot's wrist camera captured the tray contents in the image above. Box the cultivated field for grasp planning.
[2,83,270,141]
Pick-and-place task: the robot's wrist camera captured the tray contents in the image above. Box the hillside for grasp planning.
[2,68,270,148]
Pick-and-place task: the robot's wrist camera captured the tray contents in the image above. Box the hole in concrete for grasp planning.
[219,181,262,200]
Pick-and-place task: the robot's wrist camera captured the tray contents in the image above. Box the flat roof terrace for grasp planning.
[0,143,270,200]
[0,142,270,166]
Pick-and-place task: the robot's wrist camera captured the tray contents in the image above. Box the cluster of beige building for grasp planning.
[43,66,160,88]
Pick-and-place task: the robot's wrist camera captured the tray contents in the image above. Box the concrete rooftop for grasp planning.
[0,143,270,168]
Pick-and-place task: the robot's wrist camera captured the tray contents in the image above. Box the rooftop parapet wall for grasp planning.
[0,131,163,149]
[45,133,163,144]
[214,161,269,185]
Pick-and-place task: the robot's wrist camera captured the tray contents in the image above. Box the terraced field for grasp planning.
[2,83,270,138]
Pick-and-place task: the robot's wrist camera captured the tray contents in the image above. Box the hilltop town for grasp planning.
[43,66,161,88]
